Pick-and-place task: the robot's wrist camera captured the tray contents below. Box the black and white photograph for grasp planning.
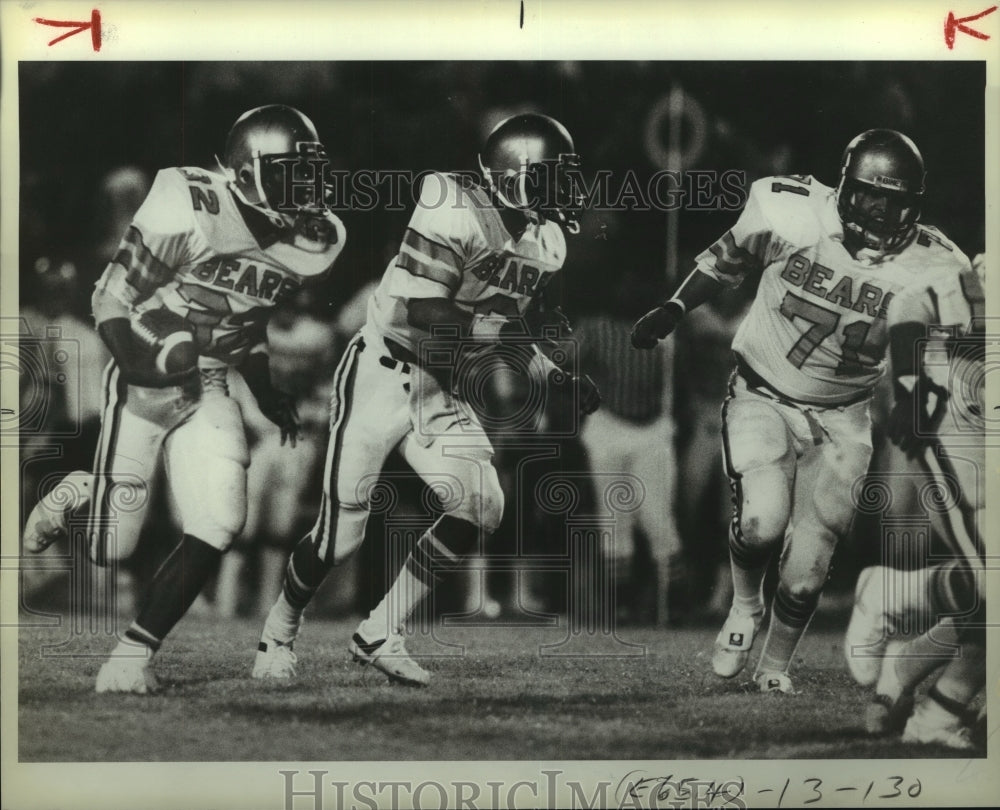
[2,2,997,808]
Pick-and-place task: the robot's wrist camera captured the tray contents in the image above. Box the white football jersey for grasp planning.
[366,172,567,354]
[888,252,985,407]
[696,175,970,405]
[94,167,346,366]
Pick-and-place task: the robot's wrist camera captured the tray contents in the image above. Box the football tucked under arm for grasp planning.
[95,309,198,388]
[131,309,199,375]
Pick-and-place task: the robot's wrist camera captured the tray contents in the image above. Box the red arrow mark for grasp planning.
[944,5,997,49]
[33,9,102,51]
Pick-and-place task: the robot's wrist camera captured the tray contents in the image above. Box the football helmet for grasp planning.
[220,104,333,243]
[836,129,925,253]
[478,113,583,234]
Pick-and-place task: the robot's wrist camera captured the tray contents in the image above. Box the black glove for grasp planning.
[256,388,301,447]
[239,353,301,447]
[630,301,684,349]
[98,318,197,389]
[887,376,949,459]
[548,368,601,416]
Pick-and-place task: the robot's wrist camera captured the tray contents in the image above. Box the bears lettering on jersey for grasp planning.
[95,166,345,366]
[695,175,971,405]
[366,172,566,354]
[470,250,554,297]
[779,254,893,320]
[189,256,300,303]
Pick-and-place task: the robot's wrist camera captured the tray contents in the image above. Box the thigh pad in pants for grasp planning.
[165,392,250,551]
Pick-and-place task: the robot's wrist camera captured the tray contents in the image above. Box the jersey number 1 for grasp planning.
[780,291,878,376]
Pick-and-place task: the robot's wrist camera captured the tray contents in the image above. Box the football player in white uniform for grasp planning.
[631,130,971,693]
[253,113,599,685]
[845,252,985,748]
[21,105,346,693]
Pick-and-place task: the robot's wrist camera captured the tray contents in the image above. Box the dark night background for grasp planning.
[20,61,986,315]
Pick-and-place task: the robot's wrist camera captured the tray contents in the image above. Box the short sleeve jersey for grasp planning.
[93,167,346,366]
[366,172,567,354]
[695,174,970,405]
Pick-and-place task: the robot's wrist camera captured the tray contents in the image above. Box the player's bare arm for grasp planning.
[630,268,728,349]
[237,350,301,447]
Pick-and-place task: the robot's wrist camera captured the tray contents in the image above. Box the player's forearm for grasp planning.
[96,317,137,366]
[406,297,474,334]
[888,320,927,386]
[664,268,727,315]
[238,351,277,402]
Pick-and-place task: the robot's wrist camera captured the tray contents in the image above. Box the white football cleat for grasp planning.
[902,703,975,750]
[22,470,92,554]
[349,627,430,687]
[865,640,914,735]
[756,670,794,694]
[712,605,763,678]
[844,566,896,687]
[252,638,298,680]
[95,657,159,694]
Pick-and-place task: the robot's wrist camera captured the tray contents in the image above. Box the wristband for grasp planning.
[664,298,687,315]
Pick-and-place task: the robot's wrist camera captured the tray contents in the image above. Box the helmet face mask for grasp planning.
[478,113,583,234]
[222,105,335,247]
[836,129,925,254]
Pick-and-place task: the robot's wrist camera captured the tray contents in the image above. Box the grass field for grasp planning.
[16,608,982,763]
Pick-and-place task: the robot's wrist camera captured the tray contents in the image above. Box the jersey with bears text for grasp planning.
[366,172,567,354]
[93,167,346,367]
[696,174,970,405]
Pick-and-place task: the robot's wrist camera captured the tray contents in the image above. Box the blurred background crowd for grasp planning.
[18,61,986,628]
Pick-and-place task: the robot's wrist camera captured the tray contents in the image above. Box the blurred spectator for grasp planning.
[576,269,680,626]
[674,292,752,617]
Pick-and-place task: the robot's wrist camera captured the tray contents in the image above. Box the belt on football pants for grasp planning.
[733,352,869,408]
[381,337,413,374]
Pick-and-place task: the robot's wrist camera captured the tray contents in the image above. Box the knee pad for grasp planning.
[326,500,371,566]
[732,467,791,548]
[451,468,504,532]
[175,457,248,551]
[812,441,872,539]
[724,398,793,549]
[88,476,150,565]
[163,395,250,551]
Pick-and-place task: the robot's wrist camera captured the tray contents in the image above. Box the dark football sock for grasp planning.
[133,533,221,642]
[404,514,479,586]
[282,534,333,611]
[756,584,820,674]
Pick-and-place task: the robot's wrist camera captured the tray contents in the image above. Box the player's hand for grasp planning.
[548,368,601,416]
[630,302,683,349]
[887,376,949,459]
[258,389,301,447]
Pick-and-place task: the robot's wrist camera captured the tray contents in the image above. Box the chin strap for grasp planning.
[215,153,289,229]
[478,153,529,211]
